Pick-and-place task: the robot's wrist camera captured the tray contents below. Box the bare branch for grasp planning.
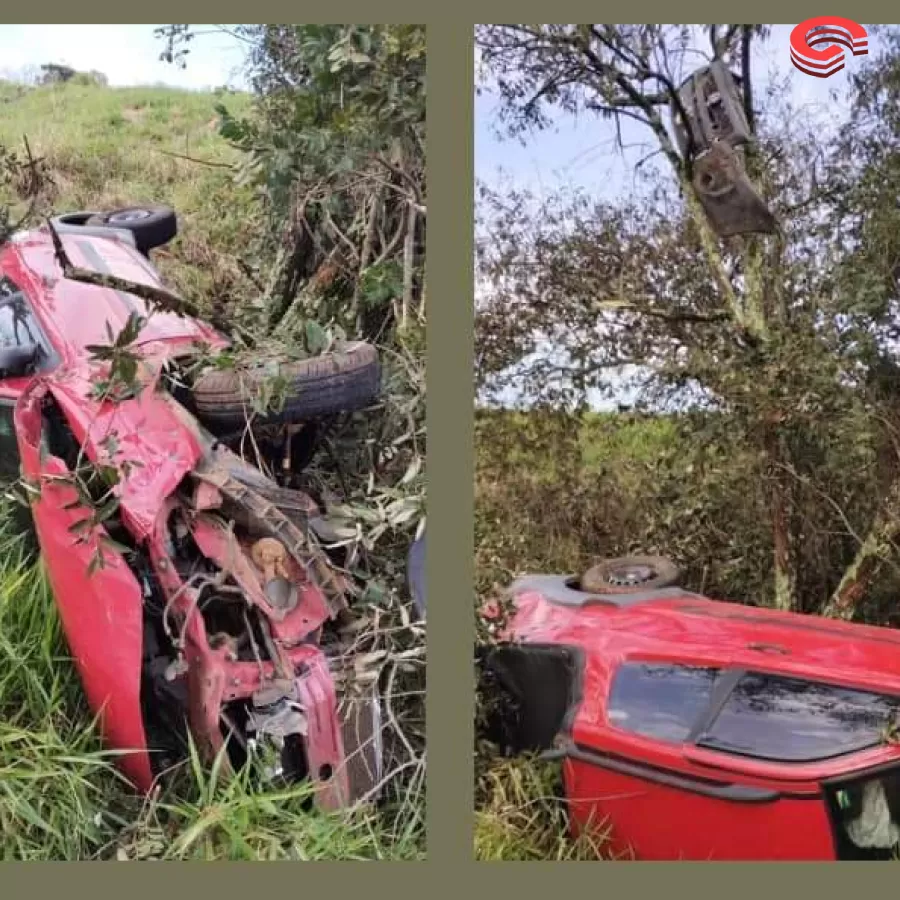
[46,217,200,319]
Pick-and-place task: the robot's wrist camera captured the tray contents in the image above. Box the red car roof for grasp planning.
[507,577,900,696]
[1,225,222,362]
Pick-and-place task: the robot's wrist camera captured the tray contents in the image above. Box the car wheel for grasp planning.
[85,204,177,254]
[189,341,381,433]
[580,555,680,594]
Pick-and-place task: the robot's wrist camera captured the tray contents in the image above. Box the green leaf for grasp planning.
[118,312,146,346]
[99,534,131,556]
[85,345,114,360]
[304,320,330,355]
[86,552,104,577]
[94,496,120,523]
[118,354,138,386]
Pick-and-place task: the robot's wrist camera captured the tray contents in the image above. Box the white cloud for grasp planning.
[0,24,248,90]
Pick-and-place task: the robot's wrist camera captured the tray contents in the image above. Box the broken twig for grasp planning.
[45,217,200,319]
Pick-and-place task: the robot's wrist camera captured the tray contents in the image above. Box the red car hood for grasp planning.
[46,362,204,538]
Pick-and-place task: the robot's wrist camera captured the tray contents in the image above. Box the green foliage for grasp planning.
[474,755,608,861]
[359,261,403,309]
[86,312,147,402]
[476,26,900,616]
[0,79,256,310]
[201,25,426,342]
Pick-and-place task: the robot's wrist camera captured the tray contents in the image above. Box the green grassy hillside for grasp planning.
[0,80,256,304]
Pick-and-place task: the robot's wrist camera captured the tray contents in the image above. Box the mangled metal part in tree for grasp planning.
[671,62,776,238]
[673,60,751,157]
[692,140,777,237]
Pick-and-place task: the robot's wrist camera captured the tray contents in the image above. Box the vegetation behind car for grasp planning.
[475,25,900,859]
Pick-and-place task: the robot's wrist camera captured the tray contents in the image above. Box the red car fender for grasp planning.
[43,366,203,540]
[14,380,153,789]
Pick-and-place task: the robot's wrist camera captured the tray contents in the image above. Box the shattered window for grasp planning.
[698,673,900,763]
[607,662,721,742]
[0,277,41,350]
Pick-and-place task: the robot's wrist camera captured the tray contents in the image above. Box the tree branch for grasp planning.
[823,475,900,619]
[741,26,755,134]
[590,296,730,323]
[46,217,200,319]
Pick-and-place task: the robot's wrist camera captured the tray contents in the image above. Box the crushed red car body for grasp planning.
[484,573,900,860]
[0,220,379,807]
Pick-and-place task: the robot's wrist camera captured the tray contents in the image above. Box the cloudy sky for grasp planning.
[476,24,875,201]
[0,24,248,89]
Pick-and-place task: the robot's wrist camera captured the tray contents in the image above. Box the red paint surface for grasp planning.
[564,759,837,861]
[14,380,153,788]
[2,228,224,368]
[502,582,900,860]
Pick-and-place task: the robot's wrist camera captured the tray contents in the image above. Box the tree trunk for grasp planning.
[763,425,797,611]
[824,476,900,619]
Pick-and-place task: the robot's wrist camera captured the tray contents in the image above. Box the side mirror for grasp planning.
[0,343,39,378]
[407,531,425,619]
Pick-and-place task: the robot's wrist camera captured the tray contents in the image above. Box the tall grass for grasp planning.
[473,755,608,861]
[0,513,423,860]
[0,80,257,307]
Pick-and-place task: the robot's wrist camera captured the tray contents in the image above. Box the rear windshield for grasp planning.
[697,673,900,763]
[607,662,721,742]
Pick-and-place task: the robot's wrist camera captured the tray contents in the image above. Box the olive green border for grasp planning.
[428,19,476,865]
[0,5,897,895]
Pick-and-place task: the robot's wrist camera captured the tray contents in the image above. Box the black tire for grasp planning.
[190,341,381,432]
[86,204,177,253]
[580,555,680,595]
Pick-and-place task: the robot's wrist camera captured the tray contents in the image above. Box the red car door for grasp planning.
[565,662,854,860]
[564,752,836,860]
[13,380,153,789]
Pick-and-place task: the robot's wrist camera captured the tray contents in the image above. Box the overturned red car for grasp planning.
[482,556,900,861]
[0,206,385,808]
